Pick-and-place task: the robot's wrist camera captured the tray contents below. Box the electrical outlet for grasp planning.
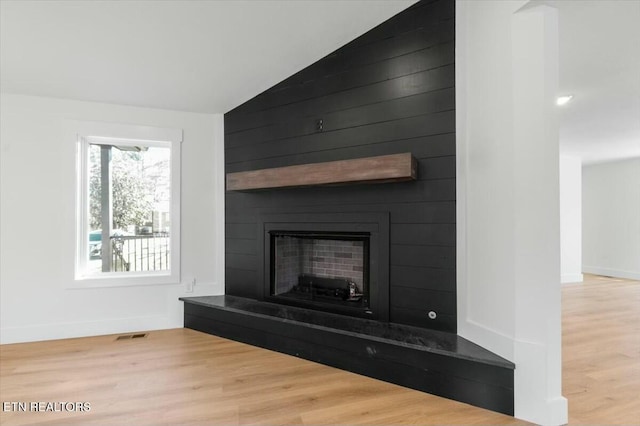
[185,278,195,293]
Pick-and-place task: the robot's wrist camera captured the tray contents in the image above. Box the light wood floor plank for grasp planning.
[0,332,522,425]
[562,274,640,425]
[1,274,638,425]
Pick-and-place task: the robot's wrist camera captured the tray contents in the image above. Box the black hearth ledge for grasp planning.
[181,295,514,415]
[180,295,513,370]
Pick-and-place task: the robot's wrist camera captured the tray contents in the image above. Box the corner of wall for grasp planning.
[456,1,567,423]
[212,113,226,294]
[514,339,568,425]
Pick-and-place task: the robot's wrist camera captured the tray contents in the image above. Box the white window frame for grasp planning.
[71,120,182,287]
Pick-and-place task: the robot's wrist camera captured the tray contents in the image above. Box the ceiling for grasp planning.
[0,0,416,113]
[1,0,638,164]
[548,0,640,164]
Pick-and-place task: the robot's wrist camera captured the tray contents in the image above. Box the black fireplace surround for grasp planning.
[182,0,515,416]
[182,208,514,414]
[258,212,389,321]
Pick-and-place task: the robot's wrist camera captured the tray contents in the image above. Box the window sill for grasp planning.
[71,272,180,289]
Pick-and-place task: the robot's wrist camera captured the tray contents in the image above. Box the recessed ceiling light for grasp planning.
[556,95,573,106]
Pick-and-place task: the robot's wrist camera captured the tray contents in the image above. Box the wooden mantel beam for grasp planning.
[226,153,417,191]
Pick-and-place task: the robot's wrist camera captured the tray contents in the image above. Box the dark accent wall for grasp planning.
[224,0,456,332]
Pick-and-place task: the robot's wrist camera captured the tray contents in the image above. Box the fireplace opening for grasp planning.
[270,231,370,311]
[259,211,389,320]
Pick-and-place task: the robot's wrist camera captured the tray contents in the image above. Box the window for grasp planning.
[73,121,182,286]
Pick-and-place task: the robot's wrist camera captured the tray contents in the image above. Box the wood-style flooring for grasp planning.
[1,274,638,425]
[562,274,640,424]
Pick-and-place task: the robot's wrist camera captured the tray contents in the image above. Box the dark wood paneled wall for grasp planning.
[224,0,456,332]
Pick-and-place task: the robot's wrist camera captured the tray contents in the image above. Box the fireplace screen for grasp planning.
[270,232,370,309]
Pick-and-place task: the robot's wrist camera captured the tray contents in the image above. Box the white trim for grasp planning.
[514,339,568,425]
[582,266,640,281]
[561,273,584,284]
[0,282,221,344]
[69,273,181,288]
[454,0,472,353]
[68,119,183,143]
[459,319,515,361]
[0,315,172,345]
[70,120,182,287]
[212,114,226,292]
[86,136,173,149]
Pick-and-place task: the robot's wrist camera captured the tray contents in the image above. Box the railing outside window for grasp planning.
[111,234,170,272]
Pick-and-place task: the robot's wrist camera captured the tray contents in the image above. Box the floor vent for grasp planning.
[115,333,148,341]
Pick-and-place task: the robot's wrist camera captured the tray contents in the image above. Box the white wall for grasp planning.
[0,94,225,344]
[560,156,583,283]
[456,1,567,424]
[583,158,640,280]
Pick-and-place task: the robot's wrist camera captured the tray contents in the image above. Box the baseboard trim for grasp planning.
[0,315,173,345]
[0,283,222,345]
[514,339,568,425]
[457,319,515,362]
[561,273,584,284]
[582,266,640,280]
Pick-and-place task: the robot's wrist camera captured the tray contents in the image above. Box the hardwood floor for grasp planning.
[1,275,638,425]
[0,331,523,426]
[562,274,640,424]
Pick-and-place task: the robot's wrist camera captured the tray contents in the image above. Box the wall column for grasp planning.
[512,5,567,424]
[560,156,583,283]
[456,1,568,423]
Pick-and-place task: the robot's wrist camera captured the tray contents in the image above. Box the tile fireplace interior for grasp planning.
[271,232,370,311]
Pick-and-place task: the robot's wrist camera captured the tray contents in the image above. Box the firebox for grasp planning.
[270,231,370,311]
[258,211,389,320]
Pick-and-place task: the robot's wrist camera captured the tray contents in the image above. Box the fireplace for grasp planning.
[258,211,389,320]
[270,231,370,310]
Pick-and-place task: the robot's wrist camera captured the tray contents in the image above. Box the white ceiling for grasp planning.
[1,0,638,164]
[0,0,416,113]
[549,0,640,164]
